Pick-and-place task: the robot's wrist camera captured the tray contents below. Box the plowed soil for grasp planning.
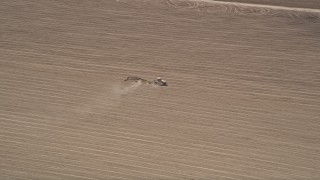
[1,0,320,179]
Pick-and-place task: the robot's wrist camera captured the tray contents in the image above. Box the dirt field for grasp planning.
[1,0,320,179]
[215,0,320,9]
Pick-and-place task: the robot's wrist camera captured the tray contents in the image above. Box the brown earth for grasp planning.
[1,0,320,179]
[214,0,320,9]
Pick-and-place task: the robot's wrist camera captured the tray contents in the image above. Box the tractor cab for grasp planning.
[154,77,168,86]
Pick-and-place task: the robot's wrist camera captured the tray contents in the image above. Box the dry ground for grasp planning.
[1,0,320,179]
[215,0,320,9]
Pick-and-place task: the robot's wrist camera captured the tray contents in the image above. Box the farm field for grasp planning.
[215,0,320,9]
[1,0,320,179]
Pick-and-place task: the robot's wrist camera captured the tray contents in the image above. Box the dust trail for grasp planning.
[112,80,143,98]
[74,81,143,117]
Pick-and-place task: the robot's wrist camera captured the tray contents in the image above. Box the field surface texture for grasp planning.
[1,0,320,179]
[215,0,320,9]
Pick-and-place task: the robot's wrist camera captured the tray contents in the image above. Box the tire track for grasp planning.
[165,0,320,21]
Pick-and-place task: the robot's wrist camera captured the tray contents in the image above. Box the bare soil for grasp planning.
[215,0,320,9]
[1,0,320,179]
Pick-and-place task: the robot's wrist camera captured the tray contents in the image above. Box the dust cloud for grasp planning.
[112,80,143,98]
[74,81,143,116]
